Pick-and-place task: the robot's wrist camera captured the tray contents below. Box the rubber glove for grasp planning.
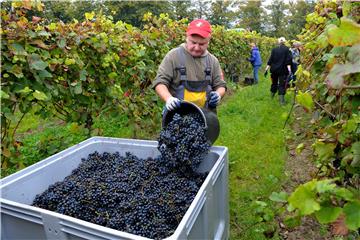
[208,91,221,108]
[288,72,293,80]
[264,70,268,78]
[165,97,181,111]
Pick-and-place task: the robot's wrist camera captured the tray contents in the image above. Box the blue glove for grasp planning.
[208,91,221,108]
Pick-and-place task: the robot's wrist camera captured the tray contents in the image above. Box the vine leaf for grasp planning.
[351,142,360,167]
[327,17,360,47]
[343,201,360,230]
[296,90,314,110]
[1,90,10,99]
[288,180,320,215]
[269,191,288,203]
[33,90,48,100]
[315,205,342,224]
[326,62,360,89]
[315,179,336,193]
[28,54,48,70]
[10,43,27,55]
[313,140,336,162]
[348,44,360,64]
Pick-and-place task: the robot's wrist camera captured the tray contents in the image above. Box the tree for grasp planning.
[102,1,173,27]
[190,0,212,20]
[236,0,265,33]
[287,0,316,39]
[170,1,194,20]
[42,1,99,23]
[265,0,288,37]
[208,0,238,28]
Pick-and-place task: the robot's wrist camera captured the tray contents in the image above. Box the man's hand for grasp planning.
[288,72,293,80]
[264,70,268,78]
[208,91,221,108]
[165,97,181,111]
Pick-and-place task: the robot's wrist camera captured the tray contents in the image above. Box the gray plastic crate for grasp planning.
[1,137,229,240]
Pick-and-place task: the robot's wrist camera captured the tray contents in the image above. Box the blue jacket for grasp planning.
[248,47,262,66]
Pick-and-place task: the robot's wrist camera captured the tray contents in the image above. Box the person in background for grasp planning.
[247,42,262,84]
[152,19,226,112]
[289,41,301,87]
[264,37,292,105]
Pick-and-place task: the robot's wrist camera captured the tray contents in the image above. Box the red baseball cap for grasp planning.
[186,19,212,38]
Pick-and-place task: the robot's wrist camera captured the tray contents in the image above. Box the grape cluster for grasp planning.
[32,151,207,239]
[157,113,211,174]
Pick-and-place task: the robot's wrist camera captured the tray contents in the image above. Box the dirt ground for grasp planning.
[277,106,333,240]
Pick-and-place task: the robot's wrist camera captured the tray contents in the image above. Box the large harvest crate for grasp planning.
[0,137,229,240]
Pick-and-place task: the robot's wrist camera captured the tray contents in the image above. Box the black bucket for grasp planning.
[162,101,220,144]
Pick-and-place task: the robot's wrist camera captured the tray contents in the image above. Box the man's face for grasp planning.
[185,34,210,57]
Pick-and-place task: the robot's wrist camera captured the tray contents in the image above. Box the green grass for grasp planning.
[215,77,292,239]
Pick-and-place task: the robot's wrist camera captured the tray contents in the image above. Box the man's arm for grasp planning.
[215,87,226,98]
[155,84,173,102]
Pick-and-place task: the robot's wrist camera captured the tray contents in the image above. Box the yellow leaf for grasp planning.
[2,148,11,157]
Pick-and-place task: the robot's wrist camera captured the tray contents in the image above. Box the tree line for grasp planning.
[1,0,315,40]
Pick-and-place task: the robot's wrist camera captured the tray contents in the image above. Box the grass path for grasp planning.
[215,77,293,239]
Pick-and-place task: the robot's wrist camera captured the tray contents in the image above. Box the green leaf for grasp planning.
[342,1,351,17]
[351,142,360,167]
[29,54,48,70]
[326,62,360,89]
[296,91,314,110]
[65,58,76,65]
[17,86,32,93]
[11,43,27,55]
[327,17,360,47]
[315,179,336,193]
[315,205,342,224]
[348,44,360,64]
[343,201,360,230]
[343,118,358,133]
[38,70,52,79]
[33,90,48,100]
[8,64,24,78]
[0,90,10,99]
[288,180,320,215]
[37,30,51,37]
[108,72,118,79]
[57,38,66,49]
[333,188,354,201]
[284,215,301,228]
[73,83,82,94]
[316,32,328,48]
[80,70,87,81]
[313,140,336,162]
[269,191,288,203]
[296,143,305,155]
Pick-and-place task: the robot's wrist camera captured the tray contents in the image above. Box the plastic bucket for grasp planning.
[162,101,220,144]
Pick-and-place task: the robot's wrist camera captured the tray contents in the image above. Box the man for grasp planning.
[247,42,262,84]
[152,19,226,111]
[264,37,292,105]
